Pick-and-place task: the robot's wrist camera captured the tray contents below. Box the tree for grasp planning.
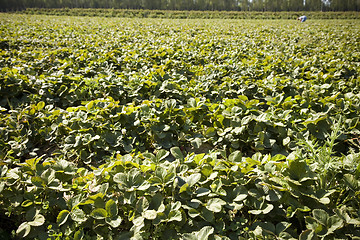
[252,0,264,11]
[1,0,359,11]
[305,0,331,11]
[239,0,250,11]
[328,0,360,11]
[289,0,305,11]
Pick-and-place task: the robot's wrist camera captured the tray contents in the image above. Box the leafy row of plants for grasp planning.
[1,94,358,166]
[2,144,360,239]
[0,14,360,239]
[19,9,360,19]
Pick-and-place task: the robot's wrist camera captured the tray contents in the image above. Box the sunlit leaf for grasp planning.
[57,210,70,226]
[90,208,108,219]
[16,222,31,238]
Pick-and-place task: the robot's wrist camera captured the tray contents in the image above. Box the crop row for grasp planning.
[2,146,360,239]
[20,9,360,19]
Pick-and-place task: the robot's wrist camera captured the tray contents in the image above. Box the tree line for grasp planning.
[1,0,359,12]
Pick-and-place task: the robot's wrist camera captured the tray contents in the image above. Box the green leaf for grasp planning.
[283,137,291,146]
[271,154,286,161]
[170,147,184,160]
[200,165,213,177]
[187,199,201,210]
[188,208,200,218]
[275,222,291,235]
[156,149,169,162]
[41,168,56,184]
[74,229,84,240]
[137,180,151,191]
[71,208,86,223]
[154,165,167,181]
[113,172,127,185]
[124,191,136,204]
[344,174,359,190]
[233,126,245,135]
[318,197,330,205]
[248,188,262,198]
[334,207,360,225]
[132,216,145,227]
[153,212,167,225]
[182,233,197,240]
[143,210,157,220]
[123,142,133,152]
[305,216,319,231]
[170,201,182,211]
[106,216,122,228]
[205,127,216,138]
[31,176,44,188]
[25,207,36,222]
[313,209,328,226]
[116,169,145,191]
[191,138,202,149]
[105,199,118,218]
[168,210,182,222]
[16,222,31,238]
[86,100,95,110]
[327,215,343,233]
[299,229,318,240]
[303,114,327,126]
[37,101,45,110]
[149,193,164,211]
[143,152,156,161]
[196,226,214,240]
[196,188,211,197]
[0,182,5,192]
[57,210,70,226]
[193,153,205,165]
[206,198,226,213]
[136,197,149,213]
[233,186,248,202]
[187,173,201,187]
[253,222,276,235]
[321,83,332,89]
[287,159,308,181]
[28,214,45,226]
[249,209,263,215]
[228,151,242,162]
[249,203,273,215]
[266,189,282,202]
[21,199,33,207]
[90,208,108,219]
[262,204,274,214]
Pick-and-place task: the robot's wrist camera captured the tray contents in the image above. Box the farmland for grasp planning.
[0,14,360,239]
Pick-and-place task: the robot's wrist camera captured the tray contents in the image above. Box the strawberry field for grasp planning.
[0,14,360,239]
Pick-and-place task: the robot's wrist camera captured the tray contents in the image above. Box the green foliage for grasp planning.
[1,151,360,239]
[19,9,360,19]
[0,14,359,239]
